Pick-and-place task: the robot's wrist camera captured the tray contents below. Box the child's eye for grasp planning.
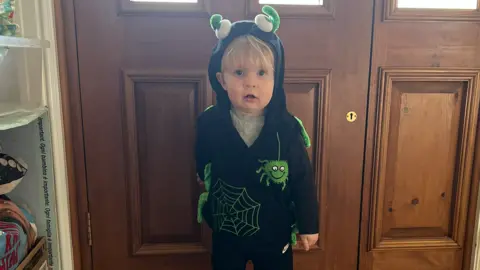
[234,70,244,76]
[258,70,266,76]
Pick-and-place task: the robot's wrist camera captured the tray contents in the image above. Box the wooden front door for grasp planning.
[72,0,372,269]
[68,0,480,269]
[359,1,480,270]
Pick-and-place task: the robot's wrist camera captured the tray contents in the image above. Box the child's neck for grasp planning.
[230,108,265,147]
[232,108,265,117]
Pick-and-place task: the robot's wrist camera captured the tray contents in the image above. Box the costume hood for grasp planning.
[207,6,287,120]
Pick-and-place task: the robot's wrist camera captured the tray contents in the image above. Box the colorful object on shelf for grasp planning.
[17,204,38,238]
[0,221,28,269]
[0,199,37,269]
[0,152,38,269]
[0,153,27,194]
[0,0,17,36]
[0,24,16,36]
[0,0,14,16]
[0,199,36,248]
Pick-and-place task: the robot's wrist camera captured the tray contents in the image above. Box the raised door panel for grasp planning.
[364,69,480,269]
[361,0,480,268]
[123,70,211,255]
[381,82,462,241]
[284,70,330,256]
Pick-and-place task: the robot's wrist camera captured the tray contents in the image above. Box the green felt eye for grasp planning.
[262,5,280,33]
[210,14,223,30]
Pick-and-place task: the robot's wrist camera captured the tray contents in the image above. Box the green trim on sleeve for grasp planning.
[294,116,311,148]
[197,163,212,223]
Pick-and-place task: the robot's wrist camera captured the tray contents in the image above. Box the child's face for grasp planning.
[217,61,274,115]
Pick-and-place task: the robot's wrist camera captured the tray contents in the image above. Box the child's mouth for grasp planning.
[244,94,257,101]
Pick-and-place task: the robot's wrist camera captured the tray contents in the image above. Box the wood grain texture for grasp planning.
[361,0,480,267]
[368,69,480,252]
[284,69,330,251]
[123,70,210,255]
[54,0,91,268]
[464,112,480,270]
[372,249,460,270]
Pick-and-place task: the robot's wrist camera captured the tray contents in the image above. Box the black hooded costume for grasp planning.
[195,6,318,269]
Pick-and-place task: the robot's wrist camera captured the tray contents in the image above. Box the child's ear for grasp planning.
[216,72,227,90]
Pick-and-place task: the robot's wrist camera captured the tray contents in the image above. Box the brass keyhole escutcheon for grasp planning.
[347,111,357,122]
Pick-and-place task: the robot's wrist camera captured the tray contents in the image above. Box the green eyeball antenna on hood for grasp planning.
[209,5,280,40]
[255,5,280,33]
[210,14,232,40]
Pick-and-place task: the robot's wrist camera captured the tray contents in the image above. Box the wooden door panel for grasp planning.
[361,0,480,267]
[285,81,323,269]
[284,70,329,269]
[284,70,329,165]
[369,70,480,255]
[123,71,211,256]
[74,0,216,267]
[381,83,461,241]
[372,250,460,270]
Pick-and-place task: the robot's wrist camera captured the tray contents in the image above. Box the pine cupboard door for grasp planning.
[359,0,480,270]
[72,0,372,269]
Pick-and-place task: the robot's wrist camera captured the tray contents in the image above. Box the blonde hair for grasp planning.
[221,35,275,72]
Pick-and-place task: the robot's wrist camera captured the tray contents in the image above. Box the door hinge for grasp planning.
[87,212,93,246]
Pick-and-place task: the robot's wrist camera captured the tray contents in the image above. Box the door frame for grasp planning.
[54,0,92,269]
[53,0,480,269]
[469,130,480,270]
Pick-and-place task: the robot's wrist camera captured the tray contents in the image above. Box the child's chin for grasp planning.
[235,105,265,114]
[241,104,264,111]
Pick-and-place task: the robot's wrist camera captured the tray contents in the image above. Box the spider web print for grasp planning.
[211,179,261,237]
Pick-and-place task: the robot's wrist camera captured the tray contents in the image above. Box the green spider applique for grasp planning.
[257,160,289,190]
[256,133,289,190]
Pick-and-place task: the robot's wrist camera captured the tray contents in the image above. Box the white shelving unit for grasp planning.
[0,104,47,130]
[0,0,73,269]
[0,36,50,49]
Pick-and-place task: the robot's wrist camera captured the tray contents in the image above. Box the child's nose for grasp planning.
[244,82,256,89]
[244,74,257,88]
